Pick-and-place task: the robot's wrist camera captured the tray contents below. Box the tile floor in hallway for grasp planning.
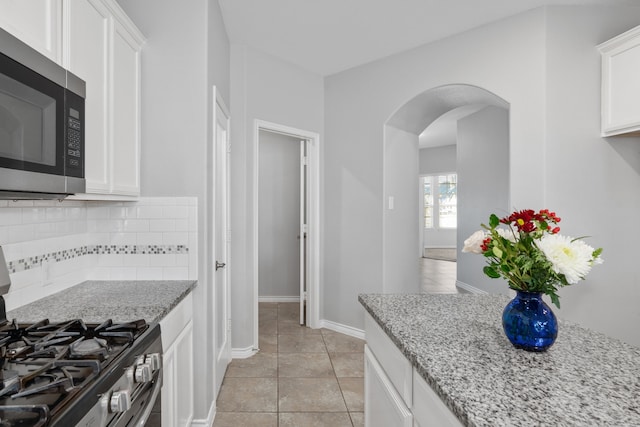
[213,302,365,427]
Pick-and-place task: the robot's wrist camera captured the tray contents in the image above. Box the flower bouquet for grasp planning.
[463,209,603,351]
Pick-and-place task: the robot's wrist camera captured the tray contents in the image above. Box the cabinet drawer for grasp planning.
[365,312,413,406]
[365,345,412,427]
[160,293,193,348]
[412,370,462,427]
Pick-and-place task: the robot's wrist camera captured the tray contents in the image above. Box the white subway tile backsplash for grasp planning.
[136,267,163,280]
[109,232,137,246]
[136,232,163,246]
[123,219,149,233]
[175,219,189,232]
[0,197,198,308]
[108,267,137,280]
[136,206,164,219]
[0,209,22,226]
[149,219,175,232]
[109,207,129,219]
[149,254,176,267]
[9,224,36,243]
[162,232,188,245]
[22,208,48,224]
[163,267,188,280]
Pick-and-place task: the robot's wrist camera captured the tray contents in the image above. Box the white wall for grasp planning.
[383,125,420,293]
[324,8,547,331]
[420,145,457,249]
[542,7,640,343]
[324,5,640,347]
[114,0,231,420]
[258,131,301,299]
[419,145,456,175]
[230,45,324,350]
[457,106,510,294]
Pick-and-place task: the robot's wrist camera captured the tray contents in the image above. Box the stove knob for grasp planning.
[135,363,152,383]
[110,390,132,413]
[145,353,161,371]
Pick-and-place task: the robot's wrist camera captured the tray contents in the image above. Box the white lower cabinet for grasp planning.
[364,312,462,427]
[365,345,412,427]
[160,293,194,427]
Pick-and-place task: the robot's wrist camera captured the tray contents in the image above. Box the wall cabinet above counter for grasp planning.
[0,0,145,199]
[598,25,640,137]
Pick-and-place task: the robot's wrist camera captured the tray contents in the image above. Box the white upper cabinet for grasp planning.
[63,0,111,193]
[598,25,640,137]
[0,0,62,63]
[63,0,145,198]
[111,18,142,196]
[0,0,145,199]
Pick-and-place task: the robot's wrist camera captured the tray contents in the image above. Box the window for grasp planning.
[423,174,457,229]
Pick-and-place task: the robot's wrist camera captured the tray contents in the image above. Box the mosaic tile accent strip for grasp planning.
[6,245,189,274]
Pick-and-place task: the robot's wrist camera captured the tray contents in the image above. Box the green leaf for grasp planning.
[483,266,500,278]
[492,247,503,258]
[549,292,561,309]
[489,214,500,228]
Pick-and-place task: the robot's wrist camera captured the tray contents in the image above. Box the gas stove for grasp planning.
[0,248,162,426]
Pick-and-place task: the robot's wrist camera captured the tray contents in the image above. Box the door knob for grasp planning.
[216,261,226,271]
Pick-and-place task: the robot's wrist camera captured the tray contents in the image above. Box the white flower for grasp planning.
[462,230,486,254]
[537,234,600,284]
[495,227,518,242]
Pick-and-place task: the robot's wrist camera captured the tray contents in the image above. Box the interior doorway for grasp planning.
[383,84,510,295]
[212,87,231,394]
[257,130,306,319]
[253,120,320,351]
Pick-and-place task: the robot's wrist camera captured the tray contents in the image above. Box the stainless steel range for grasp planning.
[0,248,162,426]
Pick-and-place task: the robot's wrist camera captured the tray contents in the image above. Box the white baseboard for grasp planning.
[232,345,258,359]
[319,319,365,340]
[423,246,456,249]
[456,280,487,294]
[258,296,300,303]
[191,402,216,427]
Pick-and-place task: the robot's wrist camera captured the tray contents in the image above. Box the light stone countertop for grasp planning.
[358,293,640,427]
[7,280,197,324]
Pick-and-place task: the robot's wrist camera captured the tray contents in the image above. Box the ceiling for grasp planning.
[218,0,634,76]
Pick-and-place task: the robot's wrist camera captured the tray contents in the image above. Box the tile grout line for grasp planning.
[320,328,356,427]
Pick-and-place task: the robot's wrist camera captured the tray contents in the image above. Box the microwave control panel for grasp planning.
[65,90,84,178]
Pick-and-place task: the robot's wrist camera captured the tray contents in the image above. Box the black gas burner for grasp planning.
[0,317,153,426]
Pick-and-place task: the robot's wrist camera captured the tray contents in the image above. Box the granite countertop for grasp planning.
[7,280,197,324]
[359,293,640,427]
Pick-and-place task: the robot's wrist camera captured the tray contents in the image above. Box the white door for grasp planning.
[299,141,307,325]
[213,89,231,393]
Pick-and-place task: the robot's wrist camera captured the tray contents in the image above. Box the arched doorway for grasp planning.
[383,84,510,294]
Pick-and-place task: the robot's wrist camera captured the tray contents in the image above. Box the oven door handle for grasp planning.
[134,374,162,427]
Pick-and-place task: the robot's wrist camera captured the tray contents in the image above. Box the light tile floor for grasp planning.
[213,302,365,427]
[214,259,454,426]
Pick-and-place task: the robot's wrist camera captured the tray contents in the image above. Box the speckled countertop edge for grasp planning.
[7,280,197,324]
[358,293,640,427]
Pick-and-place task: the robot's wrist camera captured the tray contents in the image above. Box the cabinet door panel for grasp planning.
[412,370,462,427]
[0,0,61,62]
[64,0,111,192]
[111,20,141,196]
[161,346,176,427]
[175,321,194,426]
[365,345,412,427]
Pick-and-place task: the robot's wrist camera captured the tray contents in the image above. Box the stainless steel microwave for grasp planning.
[0,27,85,199]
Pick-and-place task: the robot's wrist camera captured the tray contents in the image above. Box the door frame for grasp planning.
[253,120,320,350]
[212,86,231,393]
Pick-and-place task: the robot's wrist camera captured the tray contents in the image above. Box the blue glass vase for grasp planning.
[502,291,558,352]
